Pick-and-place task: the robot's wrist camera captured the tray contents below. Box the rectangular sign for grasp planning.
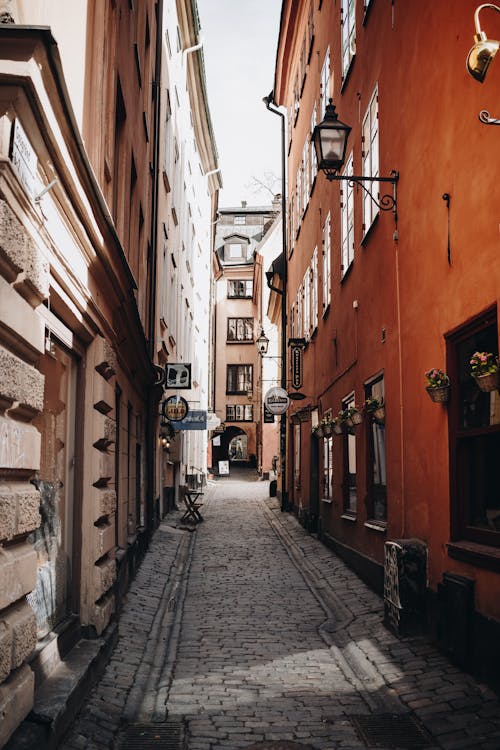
[291,345,303,389]
[10,120,37,197]
[165,363,191,389]
[173,409,207,430]
[218,460,229,475]
[264,406,275,423]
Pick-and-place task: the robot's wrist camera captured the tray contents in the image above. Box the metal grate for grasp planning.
[350,713,433,748]
[118,722,185,750]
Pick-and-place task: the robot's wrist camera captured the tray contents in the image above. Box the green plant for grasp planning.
[364,396,384,413]
[338,406,362,424]
[425,368,450,388]
[470,351,499,377]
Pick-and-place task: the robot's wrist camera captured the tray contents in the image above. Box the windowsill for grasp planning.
[341,261,353,284]
[447,540,500,572]
[226,340,254,345]
[322,303,330,319]
[321,497,333,504]
[364,520,387,533]
[341,512,357,522]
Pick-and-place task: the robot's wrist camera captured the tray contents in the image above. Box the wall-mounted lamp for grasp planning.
[467,4,500,125]
[160,433,170,450]
[256,328,270,356]
[312,100,398,214]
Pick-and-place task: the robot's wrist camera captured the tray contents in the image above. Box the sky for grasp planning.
[196,0,283,209]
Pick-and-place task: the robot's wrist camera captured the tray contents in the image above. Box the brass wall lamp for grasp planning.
[467,4,500,124]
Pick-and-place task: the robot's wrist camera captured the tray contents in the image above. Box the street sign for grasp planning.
[165,363,191,389]
[264,386,290,415]
[162,395,189,421]
[173,410,207,430]
[291,344,303,389]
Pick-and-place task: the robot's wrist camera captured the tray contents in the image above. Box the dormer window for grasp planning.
[228,243,244,259]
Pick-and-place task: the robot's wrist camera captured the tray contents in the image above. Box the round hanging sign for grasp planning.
[162,395,189,422]
[264,386,290,415]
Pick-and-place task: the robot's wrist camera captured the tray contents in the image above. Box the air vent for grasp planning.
[118,722,185,750]
[350,713,433,748]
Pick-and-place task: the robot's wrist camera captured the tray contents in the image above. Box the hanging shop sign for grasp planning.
[173,410,207,430]
[165,363,191,389]
[162,395,189,422]
[291,344,303,389]
[264,386,290,415]
[264,405,275,423]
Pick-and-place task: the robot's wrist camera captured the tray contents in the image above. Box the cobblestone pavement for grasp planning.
[59,477,500,750]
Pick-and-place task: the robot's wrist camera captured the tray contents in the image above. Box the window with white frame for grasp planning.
[341,152,354,277]
[296,286,303,339]
[310,105,317,183]
[342,393,357,514]
[289,195,295,256]
[362,86,379,232]
[311,247,318,332]
[294,423,301,490]
[226,404,253,422]
[341,0,356,79]
[303,270,310,339]
[227,318,254,343]
[226,364,253,394]
[320,47,330,118]
[302,139,310,207]
[322,212,331,313]
[322,435,333,501]
[226,242,245,260]
[296,168,302,227]
[290,302,296,338]
[228,279,253,298]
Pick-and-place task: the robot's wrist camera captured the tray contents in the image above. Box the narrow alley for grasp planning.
[58,475,500,750]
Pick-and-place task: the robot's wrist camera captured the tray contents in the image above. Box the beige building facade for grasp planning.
[0,1,219,746]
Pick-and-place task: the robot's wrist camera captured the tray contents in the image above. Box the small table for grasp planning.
[181,489,204,523]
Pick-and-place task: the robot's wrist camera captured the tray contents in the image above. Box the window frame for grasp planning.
[226,364,253,395]
[226,404,253,422]
[322,212,331,314]
[227,317,254,343]
[341,0,356,80]
[362,85,380,234]
[342,393,357,516]
[447,306,500,551]
[365,375,387,525]
[227,279,253,299]
[341,152,354,278]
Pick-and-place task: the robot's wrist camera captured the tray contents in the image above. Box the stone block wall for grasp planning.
[0,196,47,747]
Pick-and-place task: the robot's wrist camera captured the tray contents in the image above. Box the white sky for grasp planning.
[197,0,283,209]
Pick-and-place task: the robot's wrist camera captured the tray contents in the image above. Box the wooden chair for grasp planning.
[180,485,204,523]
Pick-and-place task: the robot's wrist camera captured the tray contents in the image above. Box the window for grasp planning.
[341,152,354,277]
[302,139,310,207]
[310,105,317,184]
[342,394,357,515]
[341,0,356,79]
[322,212,331,313]
[362,86,379,232]
[322,435,333,501]
[228,279,253,298]
[320,48,330,118]
[226,364,253,395]
[234,215,246,225]
[311,247,318,333]
[227,242,244,260]
[294,423,301,491]
[227,318,253,343]
[226,404,253,422]
[303,270,310,339]
[296,286,303,340]
[366,376,386,522]
[448,308,500,550]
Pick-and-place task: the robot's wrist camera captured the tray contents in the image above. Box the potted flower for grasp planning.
[312,423,324,438]
[425,368,450,402]
[470,351,500,392]
[338,406,363,430]
[321,417,333,436]
[364,396,385,424]
[331,416,343,435]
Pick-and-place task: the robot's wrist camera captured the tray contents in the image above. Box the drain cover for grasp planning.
[350,714,433,748]
[118,722,185,749]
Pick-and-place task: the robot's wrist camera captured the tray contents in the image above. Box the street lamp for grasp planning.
[256,328,270,356]
[312,100,399,214]
[467,4,500,125]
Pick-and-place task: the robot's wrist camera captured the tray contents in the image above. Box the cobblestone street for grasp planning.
[59,476,500,750]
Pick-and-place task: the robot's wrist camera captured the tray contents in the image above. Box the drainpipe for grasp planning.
[146,0,164,536]
[263,91,288,512]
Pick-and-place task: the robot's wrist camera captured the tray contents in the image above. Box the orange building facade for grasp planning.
[274,0,500,687]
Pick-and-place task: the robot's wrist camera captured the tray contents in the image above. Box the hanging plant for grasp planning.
[425,368,450,403]
[470,351,500,392]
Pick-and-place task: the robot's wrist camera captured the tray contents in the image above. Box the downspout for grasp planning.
[263,91,288,512]
[146,0,164,535]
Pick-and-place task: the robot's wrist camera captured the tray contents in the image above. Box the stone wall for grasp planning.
[0,197,47,747]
